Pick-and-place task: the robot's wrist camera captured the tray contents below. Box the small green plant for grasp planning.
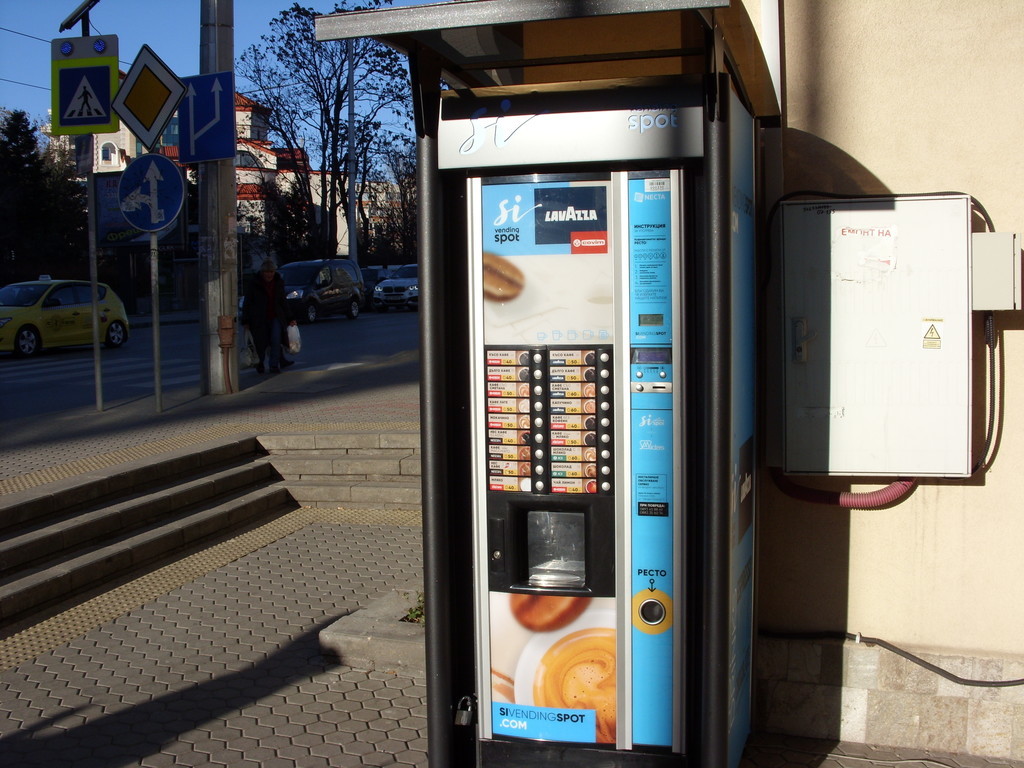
[402,592,425,624]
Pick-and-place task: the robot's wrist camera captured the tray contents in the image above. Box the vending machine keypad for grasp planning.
[486,346,613,495]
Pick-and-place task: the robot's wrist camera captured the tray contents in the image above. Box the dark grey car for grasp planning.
[278,259,365,323]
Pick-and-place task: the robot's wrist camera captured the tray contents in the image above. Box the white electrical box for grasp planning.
[972,232,1022,310]
[781,195,973,477]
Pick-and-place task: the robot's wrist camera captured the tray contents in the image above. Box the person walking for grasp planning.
[241,258,296,373]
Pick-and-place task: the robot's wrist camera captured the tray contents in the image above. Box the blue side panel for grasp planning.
[628,175,676,747]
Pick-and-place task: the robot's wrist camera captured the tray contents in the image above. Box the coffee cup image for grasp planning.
[512,603,617,744]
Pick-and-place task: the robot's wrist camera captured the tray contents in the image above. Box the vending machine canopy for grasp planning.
[315,0,779,119]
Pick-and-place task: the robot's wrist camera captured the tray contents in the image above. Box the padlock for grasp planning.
[454,695,475,726]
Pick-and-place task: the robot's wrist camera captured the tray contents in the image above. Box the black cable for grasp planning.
[972,311,997,474]
[761,630,1024,688]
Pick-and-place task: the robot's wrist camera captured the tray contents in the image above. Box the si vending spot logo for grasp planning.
[492,702,596,742]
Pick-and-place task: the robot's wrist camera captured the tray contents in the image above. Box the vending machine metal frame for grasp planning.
[314,4,766,767]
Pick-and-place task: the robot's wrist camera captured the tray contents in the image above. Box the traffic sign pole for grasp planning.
[151,231,162,412]
[118,153,184,413]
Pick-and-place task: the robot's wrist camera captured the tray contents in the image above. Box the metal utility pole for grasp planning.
[198,0,237,394]
[60,0,104,410]
[346,39,358,266]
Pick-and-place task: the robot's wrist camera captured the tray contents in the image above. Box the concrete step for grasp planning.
[258,431,420,454]
[268,452,421,482]
[259,432,423,513]
[0,460,278,577]
[0,435,264,534]
[286,478,423,510]
[0,435,296,626]
[0,485,295,623]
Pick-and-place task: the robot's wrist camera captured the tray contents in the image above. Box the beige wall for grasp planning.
[761,0,1024,658]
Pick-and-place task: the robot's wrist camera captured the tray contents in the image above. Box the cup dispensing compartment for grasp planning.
[484,345,616,597]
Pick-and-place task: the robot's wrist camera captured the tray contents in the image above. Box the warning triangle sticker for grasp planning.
[866,329,887,347]
[63,75,107,120]
[924,324,941,340]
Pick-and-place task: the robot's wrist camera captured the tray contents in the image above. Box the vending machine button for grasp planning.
[534,449,545,459]
[635,384,645,392]
[534,417,544,427]
[601,465,611,475]
[601,418,611,427]
[533,353,543,363]
[639,598,667,625]
[535,481,545,491]
[601,450,611,459]
[533,369,542,380]
[535,465,545,475]
[601,402,611,411]
[601,385,610,395]
[534,385,543,395]
[601,434,611,443]
[600,369,610,379]
[534,402,543,411]
[601,481,612,492]
[635,371,644,379]
[534,434,544,443]
[600,352,610,363]
[659,370,667,378]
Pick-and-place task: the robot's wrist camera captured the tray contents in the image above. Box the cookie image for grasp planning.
[510,594,591,632]
[483,252,525,301]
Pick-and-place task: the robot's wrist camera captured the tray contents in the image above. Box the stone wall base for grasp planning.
[755,636,1024,761]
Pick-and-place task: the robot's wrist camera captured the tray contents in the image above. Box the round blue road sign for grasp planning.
[118,153,184,232]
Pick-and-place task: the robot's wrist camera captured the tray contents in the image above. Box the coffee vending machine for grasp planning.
[418,76,758,768]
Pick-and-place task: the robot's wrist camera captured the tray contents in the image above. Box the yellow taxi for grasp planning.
[0,277,130,357]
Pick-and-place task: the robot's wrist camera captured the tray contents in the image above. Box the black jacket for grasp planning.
[241,272,292,334]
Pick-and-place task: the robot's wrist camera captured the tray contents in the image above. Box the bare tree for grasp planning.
[237,1,411,260]
[363,133,416,266]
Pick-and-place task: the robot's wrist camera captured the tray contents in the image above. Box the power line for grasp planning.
[0,77,48,92]
[0,25,49,44]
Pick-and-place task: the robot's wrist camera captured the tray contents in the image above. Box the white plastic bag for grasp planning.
[286,323,301,354]
[241,329,260,368]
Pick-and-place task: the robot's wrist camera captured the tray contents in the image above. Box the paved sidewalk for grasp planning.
[2,345,1022,767]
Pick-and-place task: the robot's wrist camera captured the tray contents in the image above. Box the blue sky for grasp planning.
[0,0,431,125]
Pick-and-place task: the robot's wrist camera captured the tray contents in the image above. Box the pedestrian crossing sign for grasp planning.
[51,35,120,136]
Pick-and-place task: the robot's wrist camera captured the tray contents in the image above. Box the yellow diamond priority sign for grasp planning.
[112,45,185,151]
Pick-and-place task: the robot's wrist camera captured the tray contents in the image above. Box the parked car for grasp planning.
[277,258,364,323]
[360,266,392,310]
[0,277,130,357]
[372,264,419,311]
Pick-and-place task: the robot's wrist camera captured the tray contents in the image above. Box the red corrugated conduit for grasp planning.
[770,467,917,509]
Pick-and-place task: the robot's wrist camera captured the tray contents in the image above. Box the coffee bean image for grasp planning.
[482,252,525,301]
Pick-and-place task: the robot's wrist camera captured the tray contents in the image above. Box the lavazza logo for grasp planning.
[544,206,599,221]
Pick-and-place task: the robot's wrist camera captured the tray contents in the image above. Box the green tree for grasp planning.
[0,110,87,284]
[237,1,411,261]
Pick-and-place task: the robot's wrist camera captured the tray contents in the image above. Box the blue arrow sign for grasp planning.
[118,154,184,232]
[179,72,236,163]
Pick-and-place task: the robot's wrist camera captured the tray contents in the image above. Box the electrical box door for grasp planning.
[781,195,973,477]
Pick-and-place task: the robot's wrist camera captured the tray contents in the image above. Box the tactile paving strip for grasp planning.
[0,506,420,672]
[0,420,420,494]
